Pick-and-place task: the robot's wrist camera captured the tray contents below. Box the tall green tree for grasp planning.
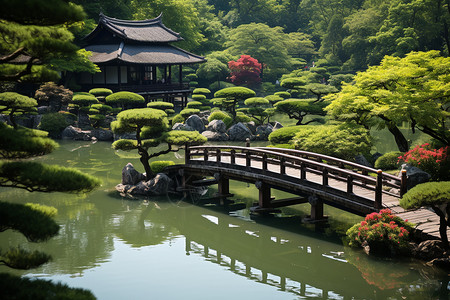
[226,23,292,81]
[325,51,450,151]
[0,0,97,82]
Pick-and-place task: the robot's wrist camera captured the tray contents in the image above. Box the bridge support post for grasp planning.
[217,175,229,205]
[308,195,325,221]
[256,181,271,209]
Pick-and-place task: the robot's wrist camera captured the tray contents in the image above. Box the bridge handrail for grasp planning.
[254,147,402,183]
[186,145,407,202]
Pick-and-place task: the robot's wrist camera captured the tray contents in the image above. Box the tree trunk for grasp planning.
[432,205,450,250]
[379,116,409,152]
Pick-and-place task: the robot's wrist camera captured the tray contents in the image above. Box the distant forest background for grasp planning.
[71,0,449,82]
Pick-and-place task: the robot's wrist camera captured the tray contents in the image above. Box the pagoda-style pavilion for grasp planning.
[76,13,206,104]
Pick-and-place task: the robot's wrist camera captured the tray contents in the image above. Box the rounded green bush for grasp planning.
[180,108,200,118]
[89,88,113,97]
[189,81,198,87]
[235,112,251,123]
[208,110,232,125]
[265,94,284,104]
[192,94,207,101]
[274,91,291,99]
[244,97,269,106]
[38,113,68,138]
[105,91,145,106]
[171,114,185,124]
[150,161,176,173]
[268,126,302,144]
[374,151,404,170]
[214,87,256,100]
[186,101,202,109]
[193,88,211,95]
[147,101,174,110]
[72,93,98,107]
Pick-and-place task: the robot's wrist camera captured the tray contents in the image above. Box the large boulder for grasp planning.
[207,119,227,133]
[116,173,172,196]
[172,123,194,131]
[355,154,372,168]
[244,121,256,135]
[227,122,253,141]
[400,164,431,190]
[121,163,145,185]
[202,130,229,141]
[255,124,274,141]
[61,125,94,141]
[91,129,114,141]
[185,115,205,133]
[273,121,283,131]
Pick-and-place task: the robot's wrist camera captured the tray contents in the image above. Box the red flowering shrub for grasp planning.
[228,55,262,87]
[347,209,414,255]
[398,143,450,181]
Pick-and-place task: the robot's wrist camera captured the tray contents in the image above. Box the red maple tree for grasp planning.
[228,55,262,86]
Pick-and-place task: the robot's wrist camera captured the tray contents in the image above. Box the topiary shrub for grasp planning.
[147,101,174,110]
[208,111,233,128]
[209,81,235,91]
[347,209,414,256]
[105,91,145,109]
[150,160,176,173]
[179,108,200,119]
[374,151,404,170]
[268,126,302,144]
[189,81,198,87]
[71,93,98,107]
[274,91,291,99]
[192,94,207,101]
[186,101,202,109]
[89,88,113,97]
[171,113,185,125]
[265,94,284,105]
[38,113,68,138]
[192,88,211,95]
[400,181,450,248]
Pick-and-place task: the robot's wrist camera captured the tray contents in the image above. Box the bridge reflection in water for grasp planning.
[175,205,377,299]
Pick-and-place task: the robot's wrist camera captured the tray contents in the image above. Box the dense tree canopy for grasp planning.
[0,0,97,83]
[325,51,450,151]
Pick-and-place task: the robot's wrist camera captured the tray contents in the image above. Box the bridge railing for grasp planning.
[185,145,407,209]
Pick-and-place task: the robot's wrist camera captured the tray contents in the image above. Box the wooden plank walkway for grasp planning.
[184,146,446,240]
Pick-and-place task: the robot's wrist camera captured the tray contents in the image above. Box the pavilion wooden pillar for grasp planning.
[179,64,183,85]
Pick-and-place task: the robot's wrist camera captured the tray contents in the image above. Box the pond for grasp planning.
[0,139,448,299]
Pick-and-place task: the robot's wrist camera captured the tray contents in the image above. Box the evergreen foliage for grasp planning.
[105,91,145,109]
[400,182,450,248]
[0,92,38,128]
[374,151,404,170]
[291,124,373,160]
[274,99,328,125]
[34,82,73,112]
[0,273,95,300]
[150,161,176,173]
[89,88,113,97]
[111,108,205,179]
[38,112,68,138]
[214,87,256,120]
[71,93,98,107]
[208,111,233,128]
[268,126,303,145]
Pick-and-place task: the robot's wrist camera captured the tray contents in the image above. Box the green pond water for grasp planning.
[1,137,448,299]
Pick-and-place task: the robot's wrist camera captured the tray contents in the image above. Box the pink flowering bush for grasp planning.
[398,143,450,181]
[347,209,414,255]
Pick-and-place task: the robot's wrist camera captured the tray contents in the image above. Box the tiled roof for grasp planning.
[84,13,183,43]
[85,43,206,65]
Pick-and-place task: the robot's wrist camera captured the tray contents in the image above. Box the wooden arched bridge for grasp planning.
[171,144,408,221]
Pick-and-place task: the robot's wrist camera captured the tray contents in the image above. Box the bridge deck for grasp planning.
[182,146,447,240]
